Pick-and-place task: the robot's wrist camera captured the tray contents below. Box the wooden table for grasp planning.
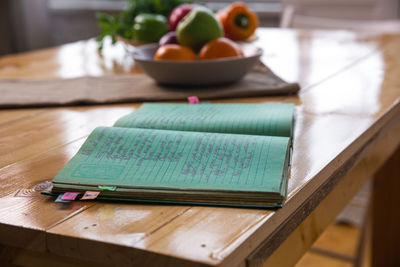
[0,28,399,267]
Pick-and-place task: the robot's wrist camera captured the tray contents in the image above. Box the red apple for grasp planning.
[168,4,198,31]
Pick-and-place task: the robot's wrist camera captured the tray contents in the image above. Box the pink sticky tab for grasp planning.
[61,192,79,201]
[80,191,100,200]
[187,96,199,104]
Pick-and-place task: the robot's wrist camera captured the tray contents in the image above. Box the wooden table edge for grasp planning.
[16,100,394,267]
[247,104,400,267]
[217,101,400,267]
[1,105,397,267]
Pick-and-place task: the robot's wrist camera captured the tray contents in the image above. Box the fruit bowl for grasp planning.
[132,43,263,86]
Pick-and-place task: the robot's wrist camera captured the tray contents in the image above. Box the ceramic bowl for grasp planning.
[132,43,263,86]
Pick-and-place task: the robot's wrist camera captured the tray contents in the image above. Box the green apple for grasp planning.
[177,8,223,52]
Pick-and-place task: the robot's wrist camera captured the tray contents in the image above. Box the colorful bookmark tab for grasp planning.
[187,96,199,104]
[55,194,70,203]
[61,192,79,201]
[80,191,100,200]
[98,185,117,191]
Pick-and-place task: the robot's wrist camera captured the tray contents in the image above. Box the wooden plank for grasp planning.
[133,114,382,267]
[371,148,400,266]
[0,46,60,79]
[0,138,95,251]
[299,34,400,119]
[0,194,91,252]
[0,138,192,258]
[312,223,360,258]
[0,138,84,198]
[0,244,111,267]
[47,205,216,267]
[0,106,134,168]
[46,204,197,267]
[295,252,352,267]
[0,108,43,126]
[0,39,140,80]
[249,109,400,267]
[44,108,394,267]
[255,29,380,89]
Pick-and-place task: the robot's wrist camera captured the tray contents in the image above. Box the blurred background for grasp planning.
[1,0,399,55]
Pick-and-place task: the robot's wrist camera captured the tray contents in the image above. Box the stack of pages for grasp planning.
[48,103,295,208]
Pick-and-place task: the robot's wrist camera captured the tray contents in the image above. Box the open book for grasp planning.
[48,103,295,208]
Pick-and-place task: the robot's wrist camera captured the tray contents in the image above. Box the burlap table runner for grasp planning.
[0,63,299,108]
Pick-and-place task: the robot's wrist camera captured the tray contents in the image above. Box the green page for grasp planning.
[53,127,290,194]
[114,103,295,137]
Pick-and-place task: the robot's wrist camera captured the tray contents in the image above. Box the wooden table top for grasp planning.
[0,28,399,267]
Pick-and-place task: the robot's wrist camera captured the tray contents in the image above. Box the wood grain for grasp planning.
[44,104,400,266]
[0,138,84,198]
[0,106,134,168]
[0,109,41,125]
[0,29,399,267]
[0,194,91,252]
[0,244,112,267]
[371,148,400,267]
[296,252,352,267]
[254,29,381,89]
[252,110,400,267]
[0,40,141,80]
[312,223,361,259]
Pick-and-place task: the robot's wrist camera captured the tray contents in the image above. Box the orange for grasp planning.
[154,44,196,61]
[199,38,243,60]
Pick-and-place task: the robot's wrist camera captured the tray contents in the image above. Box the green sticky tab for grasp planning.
[98,185,117,191]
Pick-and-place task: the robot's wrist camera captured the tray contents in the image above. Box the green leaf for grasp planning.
[96,0,190,50]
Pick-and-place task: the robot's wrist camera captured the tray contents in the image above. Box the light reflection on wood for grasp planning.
[0,29,399,267]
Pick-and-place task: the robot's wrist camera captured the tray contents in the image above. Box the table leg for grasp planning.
[371,147,400,267]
